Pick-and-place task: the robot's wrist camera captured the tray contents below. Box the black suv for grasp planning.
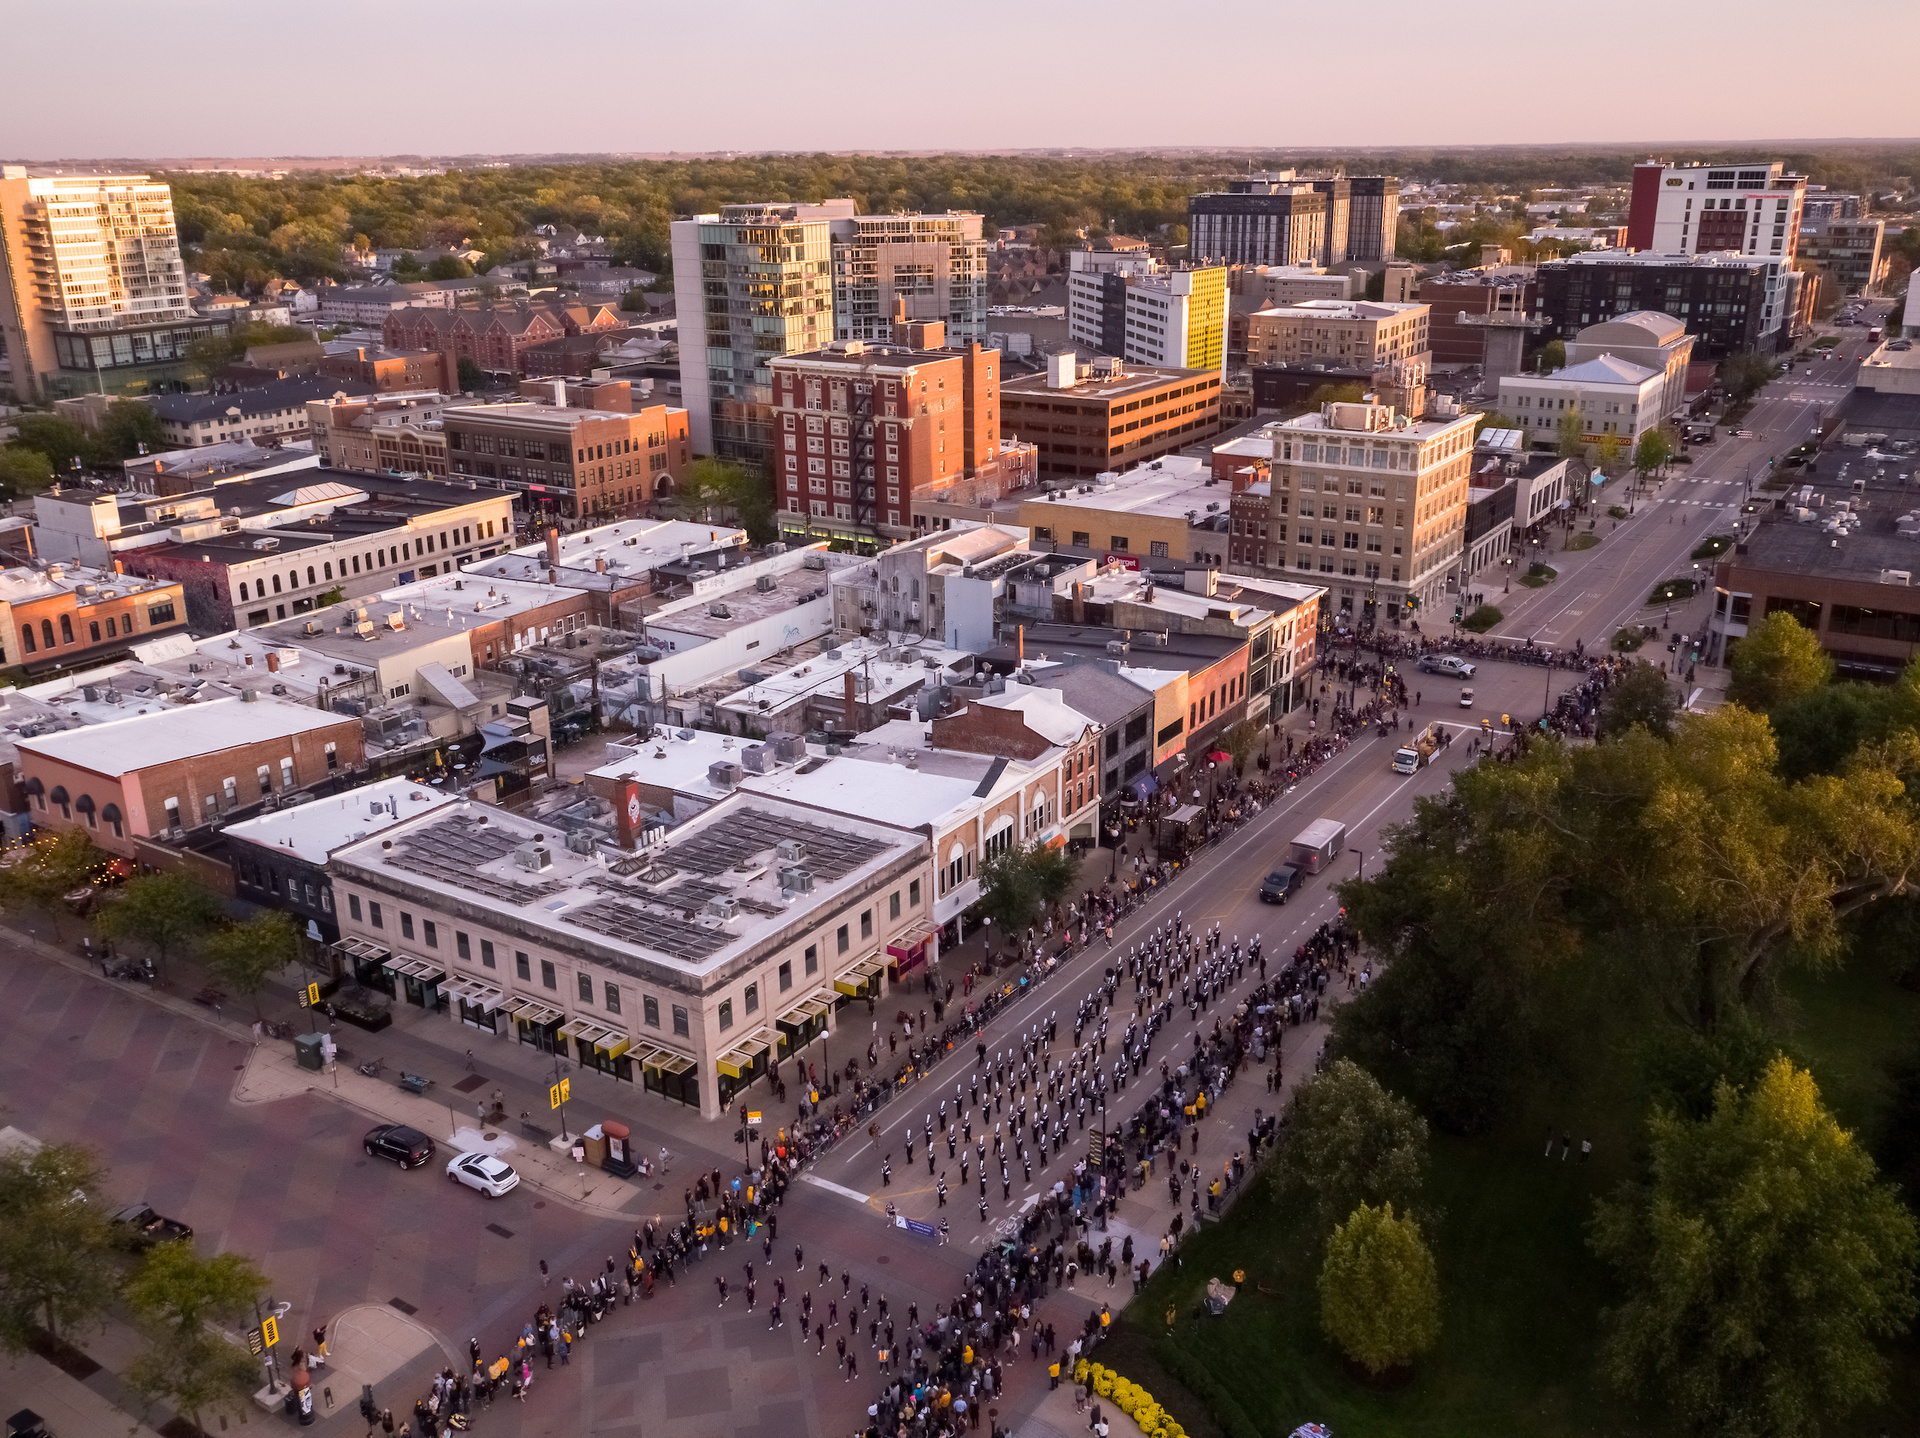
[112,1203,193,1249]
[1259,864,1303,904]
[364,1124,436,1168]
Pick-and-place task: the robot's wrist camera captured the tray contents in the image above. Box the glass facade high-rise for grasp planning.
[670,201,849,465]
[830,213,988,345]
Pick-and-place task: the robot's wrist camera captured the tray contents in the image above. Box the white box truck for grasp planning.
[1289,818,1348,875]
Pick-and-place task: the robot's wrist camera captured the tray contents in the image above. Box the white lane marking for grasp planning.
[800,1173,873,1206]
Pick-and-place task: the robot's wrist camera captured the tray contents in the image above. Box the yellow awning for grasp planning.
[557,1017,596,1040]
[777,996,834,1030]
[596,1032,632,1059]
[833,955,885,996]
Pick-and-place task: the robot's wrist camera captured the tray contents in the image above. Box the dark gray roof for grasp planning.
[150,375,376,425]
[1032,661,1154,724]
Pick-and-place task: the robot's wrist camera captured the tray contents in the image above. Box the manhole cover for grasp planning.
[652,1182,665,1191]
[534,1200,546,1209]
[483,1132,498,1141]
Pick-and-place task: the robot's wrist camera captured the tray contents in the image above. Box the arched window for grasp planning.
[41,620,55,650]
[58,614,73,645]
[239,581,249,601]
[272,574,281,594]
[306,567,315,586]
[323,562,332,581]
[20,625,35,654]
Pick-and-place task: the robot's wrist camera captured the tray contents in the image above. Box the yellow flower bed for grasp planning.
[1073,1362,1184,1438]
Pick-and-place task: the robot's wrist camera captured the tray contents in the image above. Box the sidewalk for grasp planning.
[0,1348,167,1438]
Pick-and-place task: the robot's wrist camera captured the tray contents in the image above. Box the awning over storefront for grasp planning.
[383,956,447,985]
[1127,773,1159,801]
[833,955,885,996]
[337,937,390,964]
[562,1019,631,1058]
[636,1045,695,1077]
[443,977,505,1011]
[1166,803,1203,825]
[886,920,936,962]
[502,997,564,1028]
[715,1031,771,1079]
[776,996,834,1032]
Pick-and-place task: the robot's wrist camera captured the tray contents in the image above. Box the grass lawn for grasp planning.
[1519,564,1557,589]
[1104,942,1920,1438]
[1564,532,1599,552]
[1461,606,1502,634]
[1689,534,1732,560]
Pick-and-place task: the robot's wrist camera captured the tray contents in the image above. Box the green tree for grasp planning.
[1590,1057,1919,1438]
[674,457,775,543]
[1028,840,1077,915]
[1634,427,1673,483]
[0,828,108,937]
[94,871,221,979]
[977,845,1040,942]
[1272,1058,1429,1241]
[1720,350,1783,405]
[200,910,299,1017]
[10,413,89,473]
[1538,339,1566,372]
[91,400,168,465]
[1727,611,1834,710]
[124,1244,268,1437]
[620,286,650,312]
[1555,410,1586,462]
[389,251,425,282]
[1594,432,1625,475]
[0,1141,121,1350]
[425,253,472,280]
[1597,660,1677,740]
[1317,1201,1441,1377]
[456,356,486,392]
[0,447,55,498]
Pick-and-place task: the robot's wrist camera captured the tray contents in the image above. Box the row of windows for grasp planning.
[235,525,493,603]
[17,602,170,656]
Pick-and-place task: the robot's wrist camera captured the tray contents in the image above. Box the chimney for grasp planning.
[267,652,280,673]
[548,566,558,585]
[1070,582,1086,626]
[892,294,907,324]
[355,346,366,362]
[595,557,606,573]
[1018,624,1026,668]
[545,526,560,567]
[111,557,122,574]
[553,377,567,409]
[844,670,858,728]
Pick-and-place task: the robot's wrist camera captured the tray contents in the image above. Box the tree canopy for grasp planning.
[1596,659,1677,740]
[0,1141,120,1350]
[1590,1057,1918,1438]
[124,1244,268,1435]
[1271,1058,1429,1242]
[1728,611,1834,710]
[1318,1201,1442,1377]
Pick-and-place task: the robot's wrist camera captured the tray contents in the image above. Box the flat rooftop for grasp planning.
[1249,300,1427,321]
[1002,363,1217,403]
[1021,455,1221,520]
[252,572,587,660]
[15,695,350,778]
[330,793,922,983]
[718,636,971,718]
[221,775,457,864]
[0,564,174,605]
[464,519,747,590]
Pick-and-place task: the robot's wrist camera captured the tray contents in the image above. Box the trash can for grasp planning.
[581,1123,608,1168]
[293,1033,326,1072]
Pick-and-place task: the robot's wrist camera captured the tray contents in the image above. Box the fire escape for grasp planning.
[850,368,882,544]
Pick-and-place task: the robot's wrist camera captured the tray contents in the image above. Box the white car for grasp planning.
[445,1151,520,1198]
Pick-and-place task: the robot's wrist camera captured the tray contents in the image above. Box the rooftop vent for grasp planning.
[776,838,806,863]
[706,895,739,921]
[515,843,553,871]
[779,866,814,894]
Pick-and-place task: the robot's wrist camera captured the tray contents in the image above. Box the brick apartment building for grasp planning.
[443,387,691,520]
[1000,355,1223,483]
[769,318,1015,545]
[307,391,456,477]
[319,345,455,394]
[15,695,367,856]
[383,301,624,378]
[1415,270,1538,365]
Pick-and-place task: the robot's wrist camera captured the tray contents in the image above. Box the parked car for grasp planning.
[446,1151,520,1198]
[1417,654,1475,678]
[111,1202,193,1249]
[364,1124,436,1168]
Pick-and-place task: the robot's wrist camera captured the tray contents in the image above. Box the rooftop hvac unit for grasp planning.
[741,743,770,773]
[802,553,827,570]
[354,620,376,637]
[384,611,405,629]
[564,829,596,854]
[708,760,743,789]
[772,733,807,763]
[755,575,777,593]
[776,837,806,863]
[708,602,731,619]
[826,649,843,660]
[737,668,768,685]
[706,895,739,920]
[303,620,323,636]
[1106,639,1130,655]
[779,866,814,894]
[515,843,553,872]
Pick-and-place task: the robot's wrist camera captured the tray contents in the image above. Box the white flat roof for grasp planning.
[16,695,349,777]
[222,776,457,863]
[465,518,747,585]
[1023,455,1220,520]
[719,636,969,716]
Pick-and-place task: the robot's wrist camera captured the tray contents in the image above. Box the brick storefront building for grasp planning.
[383,301,624,379]
[15,696,367,856]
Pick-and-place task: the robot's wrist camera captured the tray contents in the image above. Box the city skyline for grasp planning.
[3,0,1916,159]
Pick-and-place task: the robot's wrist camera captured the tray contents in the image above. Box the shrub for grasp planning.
[1461,605,1502,633]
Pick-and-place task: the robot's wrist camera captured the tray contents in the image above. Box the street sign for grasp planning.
[746,1111,762,1126]
[248,1326,264,1355]
[261,1315,280,1348]
[549,1078,570,1110]
[1087,1131,1105,1166]
[297,988,309,1008]
[306,982,321,1006]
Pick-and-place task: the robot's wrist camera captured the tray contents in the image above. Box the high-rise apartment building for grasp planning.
[1066,251,1227,374]
[1189,171,1398,268]
[1626,159,1807,262]
[1798,220,1889,297]
[830,213,988,345]
[1189,175,1327,268]
[1532,250,1788,357]
[1265,400,1481,626]
[1244,300,1430,372]
[0,167,209,401]
[670,201,852,464]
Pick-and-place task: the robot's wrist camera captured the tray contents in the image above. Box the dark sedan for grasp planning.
[364,1124,436,1168]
